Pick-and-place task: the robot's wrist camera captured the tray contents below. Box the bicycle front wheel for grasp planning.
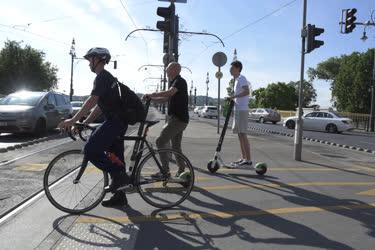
[43,150,108,214]
[135,148,194,209]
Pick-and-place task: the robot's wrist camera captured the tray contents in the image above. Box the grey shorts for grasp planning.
[232,110,248,134]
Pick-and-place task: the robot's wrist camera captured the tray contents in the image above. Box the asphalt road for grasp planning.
[191,112,375,152]
[1,112,374,250]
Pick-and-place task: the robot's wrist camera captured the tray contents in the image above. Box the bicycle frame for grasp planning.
[72,99,165,184]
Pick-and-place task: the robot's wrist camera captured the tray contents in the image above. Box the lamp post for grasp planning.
[69,38,76,101]
[205,72,209,105]
[194,87,197,107]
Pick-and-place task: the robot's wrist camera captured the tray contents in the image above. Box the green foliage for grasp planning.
[288,80,317,107]
[308,49,374,113]
[252,83,298,110]
[0,40,58,95]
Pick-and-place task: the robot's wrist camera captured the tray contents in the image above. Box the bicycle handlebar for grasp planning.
[67,123,95,141]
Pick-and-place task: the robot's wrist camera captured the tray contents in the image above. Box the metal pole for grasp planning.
[369,48,375,132]
[294,0,307,161]
[206,72,209,105]
[162,65,167,114]
[194,87,197,107]
[69,54,74,101]
[217,67,221,134]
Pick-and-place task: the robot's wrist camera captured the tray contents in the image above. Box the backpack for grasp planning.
[115,79,146,125]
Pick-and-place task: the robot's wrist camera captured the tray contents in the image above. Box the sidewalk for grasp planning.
[1,110,375,249]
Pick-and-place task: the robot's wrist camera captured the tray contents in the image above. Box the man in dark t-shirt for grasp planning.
[143,62,189,178]
[58,47,130,207]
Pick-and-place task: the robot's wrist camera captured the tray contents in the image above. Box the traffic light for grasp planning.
[156,4,175,34]
[306,24,324,53]
[344,8,357,33]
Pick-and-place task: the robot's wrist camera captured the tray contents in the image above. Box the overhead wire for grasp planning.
[186,0,299,67]
[119,0,150,63]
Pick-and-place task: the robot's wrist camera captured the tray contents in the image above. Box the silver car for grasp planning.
[249,108,281,124]
[0,91,73,135]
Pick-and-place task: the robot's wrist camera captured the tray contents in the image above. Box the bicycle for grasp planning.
[43,101,195,214]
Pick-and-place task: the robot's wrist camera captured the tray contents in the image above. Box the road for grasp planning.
[0,110,374,249]
[191,112,375,152]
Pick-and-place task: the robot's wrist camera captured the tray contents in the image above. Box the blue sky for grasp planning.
[0,0,373,107]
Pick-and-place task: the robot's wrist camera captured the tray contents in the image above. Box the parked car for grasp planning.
[71,101,84,116]
[0,91,73,135]
[199,106,218,118]
[194,106,204,114]
[283,111,354,133]
[249,108,281,124]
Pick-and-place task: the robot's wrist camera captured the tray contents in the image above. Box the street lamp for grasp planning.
[189,80,193,107]
[205,72,209,105]
[69,38,76,101]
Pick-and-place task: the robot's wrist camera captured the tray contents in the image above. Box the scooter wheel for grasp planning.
[255,162,267,175]
[207,160,220,173]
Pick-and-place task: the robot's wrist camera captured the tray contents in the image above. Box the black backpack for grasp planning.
[115,79,146,125]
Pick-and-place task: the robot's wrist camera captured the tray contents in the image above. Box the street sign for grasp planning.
[212,52,227,67]
[158,0,187,3]
[215,71,223,79]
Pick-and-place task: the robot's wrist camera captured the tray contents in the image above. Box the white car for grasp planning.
[194,106,204,114]
[199,106,218,118]
[283,111,354,133]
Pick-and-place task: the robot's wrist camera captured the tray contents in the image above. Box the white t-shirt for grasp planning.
[234,74,250,111]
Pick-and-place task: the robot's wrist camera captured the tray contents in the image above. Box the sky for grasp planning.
[0,0,374,108]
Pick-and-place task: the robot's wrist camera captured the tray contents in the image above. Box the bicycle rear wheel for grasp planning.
[135,148,194,209]
[43,150,108,214]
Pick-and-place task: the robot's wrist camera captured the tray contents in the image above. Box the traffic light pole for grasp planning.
[370,49,375,132]
[294,0,307,161]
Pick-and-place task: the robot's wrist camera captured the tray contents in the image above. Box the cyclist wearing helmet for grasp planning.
[58,47,130,207]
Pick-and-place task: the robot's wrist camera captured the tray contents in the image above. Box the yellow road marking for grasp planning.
[200,181,375,191]
[77,203,375,224]
[15,163,48,171]
[357,189,375,196]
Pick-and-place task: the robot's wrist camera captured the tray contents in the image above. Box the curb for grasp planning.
[248,126,375,156]
[0,134,67,154]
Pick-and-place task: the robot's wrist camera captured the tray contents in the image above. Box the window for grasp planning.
[47,94,56,106]
[305,112,317,118]
[55,94,66,106]
[316,112,324,118]
[323,113,333,118]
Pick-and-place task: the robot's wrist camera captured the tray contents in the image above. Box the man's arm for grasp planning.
[58,95,99,130]
[83,105,102,124]
[72,96,99,122]
[143,86,178,101]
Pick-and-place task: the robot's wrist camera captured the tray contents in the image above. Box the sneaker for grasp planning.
[101,191,128,207]
[175,168,185,178]
[105,171,130,193]
[229,159,244,166]
[228,160,253,169]
[151,171,171,179]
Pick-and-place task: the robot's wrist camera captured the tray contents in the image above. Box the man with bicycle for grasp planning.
[58,47,130,207]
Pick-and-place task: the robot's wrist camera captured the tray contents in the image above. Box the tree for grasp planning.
[0,40,58,95]
[252,83,298,110]
[308,49,374,113]
[288,80,317,107]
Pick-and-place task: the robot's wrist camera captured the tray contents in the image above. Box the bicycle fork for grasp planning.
[73,155,89,184]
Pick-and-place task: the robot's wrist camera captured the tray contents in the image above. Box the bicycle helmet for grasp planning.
[83,47,111,64]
